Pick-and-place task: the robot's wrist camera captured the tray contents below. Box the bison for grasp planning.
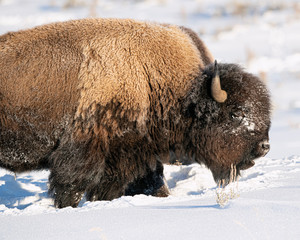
[0,18,271,208]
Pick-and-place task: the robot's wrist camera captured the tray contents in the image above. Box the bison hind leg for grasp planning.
[125,161,170,197]
[48,181,84,208]
[47,140,104,208]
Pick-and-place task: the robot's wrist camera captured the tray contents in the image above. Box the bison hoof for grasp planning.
[153,184,170,197]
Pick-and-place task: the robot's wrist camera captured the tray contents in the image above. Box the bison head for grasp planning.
[184,61,271,184]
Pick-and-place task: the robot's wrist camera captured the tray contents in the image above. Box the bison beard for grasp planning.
[0,19,271,208]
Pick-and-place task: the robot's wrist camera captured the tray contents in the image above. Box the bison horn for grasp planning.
[211,60,227,103]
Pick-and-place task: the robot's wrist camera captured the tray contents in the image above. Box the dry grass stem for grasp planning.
[174,159,183,166]
[216,164,240,207]
[89,0,98,18]
[63,0,85,9]
[246,48,256,67]
[259,71,268,84]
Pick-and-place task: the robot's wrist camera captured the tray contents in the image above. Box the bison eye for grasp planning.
[230,111,244,122]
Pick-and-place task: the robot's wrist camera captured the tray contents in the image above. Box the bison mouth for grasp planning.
[237,159,255,171]
[212,159,256,186]
[236,140,270,172]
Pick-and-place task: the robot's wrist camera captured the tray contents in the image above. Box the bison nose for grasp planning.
[260,140,270,154]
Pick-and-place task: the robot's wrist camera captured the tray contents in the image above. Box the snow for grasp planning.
[1,0,300,239]
[1,157,300,239]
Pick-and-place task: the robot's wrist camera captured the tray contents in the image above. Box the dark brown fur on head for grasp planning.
[182,63,271,183]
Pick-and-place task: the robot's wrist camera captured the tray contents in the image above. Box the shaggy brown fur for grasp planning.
[0,18,270,208]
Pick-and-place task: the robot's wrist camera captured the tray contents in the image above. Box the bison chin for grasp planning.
[211,154,267,186]
[209,138,270,186]
[237,159,255,171]
[210,159,257,186]
[210,166,237,186]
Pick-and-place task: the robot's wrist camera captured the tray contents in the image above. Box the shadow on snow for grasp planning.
[0,173,48,210]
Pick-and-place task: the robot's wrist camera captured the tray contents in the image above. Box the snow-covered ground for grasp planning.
[1,0,300,239]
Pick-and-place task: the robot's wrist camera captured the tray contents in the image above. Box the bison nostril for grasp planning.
[260,141,270,150]
[263,143,270,149]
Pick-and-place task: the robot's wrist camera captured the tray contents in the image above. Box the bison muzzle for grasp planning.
[0,18,271,208]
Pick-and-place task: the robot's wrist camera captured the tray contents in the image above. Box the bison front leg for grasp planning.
[125,160,170,197]
[85,161,169,202]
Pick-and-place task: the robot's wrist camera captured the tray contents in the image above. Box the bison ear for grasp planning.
[211,60,227,103]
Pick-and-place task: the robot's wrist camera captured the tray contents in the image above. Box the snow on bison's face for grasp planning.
[186,62,271,184]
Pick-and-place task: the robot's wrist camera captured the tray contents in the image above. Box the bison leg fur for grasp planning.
[48,141,105,208]
[48,172,85,208]
[85,177,126,202]
[125,160,170,197]
[85,161,169,202]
